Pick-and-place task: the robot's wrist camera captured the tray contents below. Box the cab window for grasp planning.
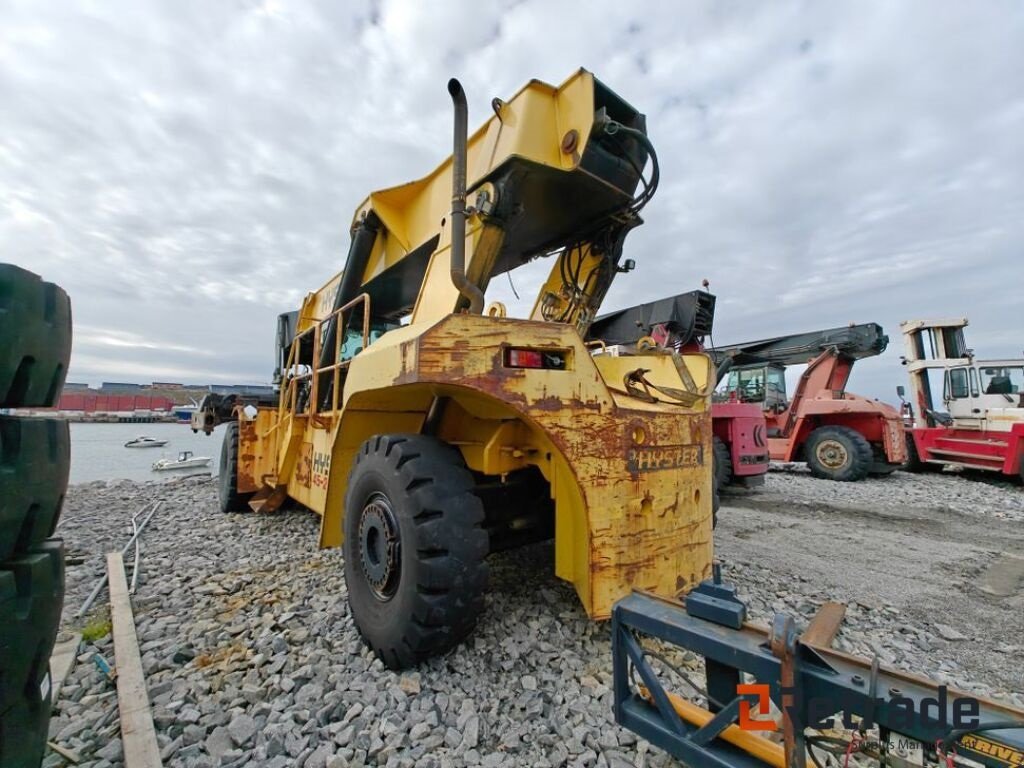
[947,368,969,399]
[723,368,767,401]
[340,321,398,362]
[980,366,1024,395]
[765,367,786,399]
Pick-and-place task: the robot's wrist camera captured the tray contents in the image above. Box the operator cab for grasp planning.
[943,360,1024,431]
[720,363,787,411]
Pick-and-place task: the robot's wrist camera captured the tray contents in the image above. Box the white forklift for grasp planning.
[899,317,1024,479]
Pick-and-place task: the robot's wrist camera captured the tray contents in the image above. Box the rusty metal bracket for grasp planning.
[771,615,807,768]
[612,587,1024,768]
[623,368,702,407]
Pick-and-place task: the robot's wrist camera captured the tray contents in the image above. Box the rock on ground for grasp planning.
[47,469,1023,767]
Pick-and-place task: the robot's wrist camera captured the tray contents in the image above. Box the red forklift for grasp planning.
[899,318,1024,479]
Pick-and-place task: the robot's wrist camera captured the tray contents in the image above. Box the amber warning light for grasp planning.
[505,348,568,370]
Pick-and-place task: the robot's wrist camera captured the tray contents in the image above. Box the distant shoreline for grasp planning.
[1,410,186,424]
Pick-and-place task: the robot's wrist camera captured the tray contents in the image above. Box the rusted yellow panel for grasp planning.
[236,408,280,494]
[594,353,714,412]
[326,313,714,617]
[285,427,334,513]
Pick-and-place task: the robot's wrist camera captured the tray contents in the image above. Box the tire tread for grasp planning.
[218,422,254,512]
[806,425,873,481]
[0,417,69,561]
[344,434,489,669]
[0,264,72,408]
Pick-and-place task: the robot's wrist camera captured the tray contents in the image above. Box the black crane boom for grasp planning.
[710,323,888,369]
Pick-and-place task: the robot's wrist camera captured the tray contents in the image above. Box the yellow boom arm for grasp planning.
[297,68,656,341]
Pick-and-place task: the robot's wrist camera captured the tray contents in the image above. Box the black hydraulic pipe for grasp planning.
[714,355,734,386]
[319,211,380,372]
[447,78,485,315]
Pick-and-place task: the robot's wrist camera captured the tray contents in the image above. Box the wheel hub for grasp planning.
[816,439,849,470]
[358,493,401,601]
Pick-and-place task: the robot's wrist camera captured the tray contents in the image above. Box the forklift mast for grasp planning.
[899,318,971,426]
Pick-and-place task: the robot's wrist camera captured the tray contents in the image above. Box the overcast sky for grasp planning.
[4,1,1022,399]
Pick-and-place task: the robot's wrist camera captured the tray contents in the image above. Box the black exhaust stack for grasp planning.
[447,78,484,314]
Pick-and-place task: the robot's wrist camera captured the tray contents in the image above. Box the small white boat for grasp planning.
[125,436,168,448]
[152,451,211,472]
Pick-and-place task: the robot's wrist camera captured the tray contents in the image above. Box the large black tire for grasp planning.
[867,443,902,476]
[0,538,65,768]
[711,437,732,530]
[343,434,488,670]
[0,416,70,562]
[218,422,254,513]
[805,426,872,481]
[0,264,72,408]
[712,436,733,492]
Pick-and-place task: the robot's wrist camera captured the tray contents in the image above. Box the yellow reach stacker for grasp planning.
[195,69,715,669]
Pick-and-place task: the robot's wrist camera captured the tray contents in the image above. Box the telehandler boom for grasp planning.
[195,70,716,669]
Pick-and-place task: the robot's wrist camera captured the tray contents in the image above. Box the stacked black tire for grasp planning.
[0,265,71,767]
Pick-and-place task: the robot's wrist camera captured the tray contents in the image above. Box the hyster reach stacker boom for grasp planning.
[710,323,907,480]
[195,70,717,669]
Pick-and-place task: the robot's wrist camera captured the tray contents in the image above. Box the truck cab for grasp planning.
[720,363,787,412]
[942,360,1024,431]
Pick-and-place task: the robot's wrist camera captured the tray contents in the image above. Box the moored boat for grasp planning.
[125,436,168,448]
[152,450,211,471]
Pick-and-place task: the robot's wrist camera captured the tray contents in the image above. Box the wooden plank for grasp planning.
[802,601,846,648]
[50,631,82,702]
[107,552,162,767]
[47,741,81,764]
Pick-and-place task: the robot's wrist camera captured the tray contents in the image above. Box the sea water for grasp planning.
[68,422,226,484]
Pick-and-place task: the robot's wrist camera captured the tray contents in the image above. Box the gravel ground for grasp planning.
[45,469,1023,768]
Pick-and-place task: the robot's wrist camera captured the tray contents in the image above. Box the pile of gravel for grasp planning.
[764,463,1024,522]
[46,473,1022,768]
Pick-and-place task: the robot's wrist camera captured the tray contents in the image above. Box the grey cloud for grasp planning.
[2,0,1021,400]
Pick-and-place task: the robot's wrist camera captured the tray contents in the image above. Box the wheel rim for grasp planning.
[815,439,850,470]
[358,492,401,601]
